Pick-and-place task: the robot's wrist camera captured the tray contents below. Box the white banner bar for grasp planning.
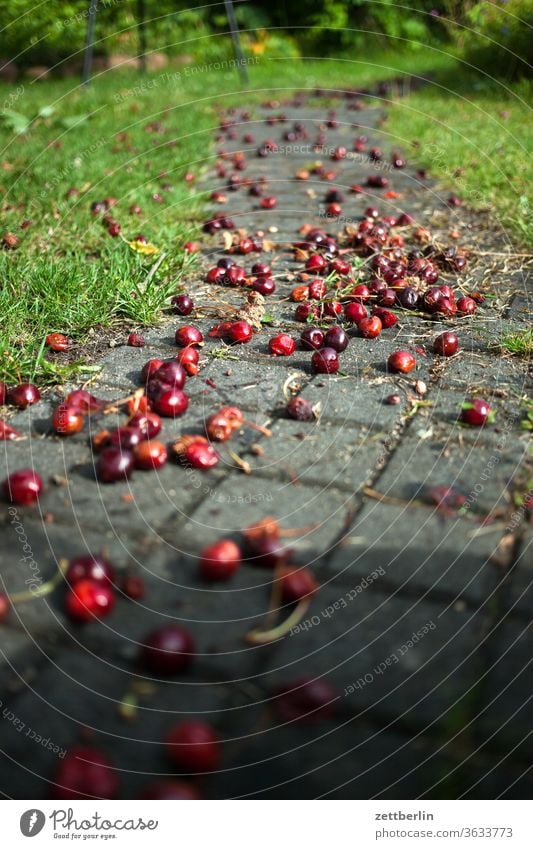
[2,800,531,847]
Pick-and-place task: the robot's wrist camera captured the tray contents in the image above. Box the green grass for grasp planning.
[0,50,530,384]
[384,71,532,245]
[499,328,533,356]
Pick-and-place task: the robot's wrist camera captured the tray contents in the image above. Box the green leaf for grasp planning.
[0,109,30,134]
[60,114,89,129]
[37,105,55,118]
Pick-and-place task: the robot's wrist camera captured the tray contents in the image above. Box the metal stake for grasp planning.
[224,0,249,85]
[82,0,99,87]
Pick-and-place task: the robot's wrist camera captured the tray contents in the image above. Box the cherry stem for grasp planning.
[245,598,310,645]
[243,419,272,437]
[9,558,69,604]
[103,388,144,415]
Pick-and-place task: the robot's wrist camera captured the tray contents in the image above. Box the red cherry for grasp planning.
[344,302,367,323]
[279,566,318,603]
[65,579,116,622]
[351,284,371,302]
[166,721,220,772]
[372,307,398,328]
[8,383,41,409]
[45,332,70,352]
[127,332,146,347]
[387,350,416,373]
[434,331,459,357]
[51,745,119,800]
[52,404,84,436]
[176,347,200,375]
[140,358,164,383]
[141,625,195,675]
[66,554,115,586]
[305,254,327,273]
[153,388,188,418]
[128,411,162,439]
[0,592,10,622]
[121,575,145,599]
[358,316,382,339]
[311,347,340,374]
[96,447,135,482]
[3,469,43,505]
[183,440,219,469]
[134,440,168,470]
[227,321,253,344]
[273,678,338,723]
[260,196,277,209]
[269,334,296,356]
[308,279,327,300]
[460,398,493,427]
[200,539,241,581]
[175,325,203,347]
[457,296,477,316]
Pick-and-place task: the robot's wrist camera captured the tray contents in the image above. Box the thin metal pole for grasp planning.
[138,0,147,74]
[82,0,99,87]
[224,0,249,85]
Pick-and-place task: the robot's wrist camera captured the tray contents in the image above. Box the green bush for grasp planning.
[458,0,532,79]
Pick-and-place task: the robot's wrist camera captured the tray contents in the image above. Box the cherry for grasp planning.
[326,202,342,217]
[434,331,459,356]
[269,334,295,356]
[199,539,241,581]
[128,411,162,439]
[295,303,317,322]
[3,469,43,505]
[372,307,398,328]
[457,296,477,316]
[351,284,371,302]
[66,579,115,622]
[367,174,389,188]
[344,302,367,324]
[184,241,200,253]
[311,347,340,374]
[166,721,220,772]
[325,326,349,352]
[153,389,188,418]
[300,327,325,351]
[251,262,272,277]
[141,625,195,675]
[279,566,318,603]
[140,358,164,383]
[45,332,70,352]
[227,321,253,344]
[176,437,220,469]
[176,347,200,375]
[0,592,10,622]
[260,196,277,209]
[51,745,119,800]
[206,412,233,442]
[0,381,6,405]
[8,383,41,408]
[52,404,84,436]
[108,426,143,452]
[460,398,493,427]
[385,393,401,405]
[308,279,327,300]
[153,360,187,390]
[286,396,314,421]
[121,574,145,599]
[387,350,416,373]
[359,316,382,339]
[170,293,194,316]
[141,780,202,800]
[175,325,203,347]
[397,287,420,310]
[96,447,135,482]
[305,254,327,273]
[273,678,337,723]
[127,332,145,348]
[134,440,168,470]
[253,277,276,295]
[329,258,351,276]
[107,221,121,237]
[378,288,397,307]
[66,553,115,587]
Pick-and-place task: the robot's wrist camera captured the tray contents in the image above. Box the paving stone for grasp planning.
[326,501,502,606]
